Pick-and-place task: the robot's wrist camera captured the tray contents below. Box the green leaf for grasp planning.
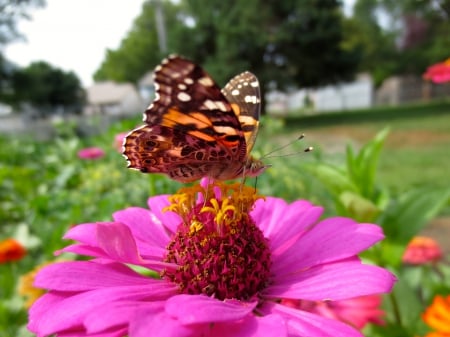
[379,186,450,242]
[383,278,426,334]
[346,127,389,198]
[304,163,358,196]
[339,191,381,222]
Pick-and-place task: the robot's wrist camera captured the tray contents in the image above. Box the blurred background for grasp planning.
[1,1,449,336]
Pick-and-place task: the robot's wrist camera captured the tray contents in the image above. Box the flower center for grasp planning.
[161,182,271,301]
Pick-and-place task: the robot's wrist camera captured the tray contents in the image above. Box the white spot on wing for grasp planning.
[177,92,191,102]
[202,99,216,110]
[216,101,228,112]
[184,78,194,85]
[231,89,240,96]
[214,125,238,135]
[250,81,259,88]
[202,99,228,112]
[198,76,214,87]
[178,83,187,90]
[245,95,259,104]
[239,115,256,125]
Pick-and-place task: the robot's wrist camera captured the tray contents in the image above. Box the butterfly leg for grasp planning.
[202,176,215,207]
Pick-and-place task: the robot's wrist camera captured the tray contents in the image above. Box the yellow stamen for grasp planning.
[165,181,263,231]
[189,220,204,234]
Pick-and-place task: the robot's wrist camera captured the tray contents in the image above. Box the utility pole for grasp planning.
[154,0,167,54]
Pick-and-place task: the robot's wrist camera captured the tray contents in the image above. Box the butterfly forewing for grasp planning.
[148,56,243,146]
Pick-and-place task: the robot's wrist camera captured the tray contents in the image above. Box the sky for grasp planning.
[4,0,146,87]
[4,0,355,88]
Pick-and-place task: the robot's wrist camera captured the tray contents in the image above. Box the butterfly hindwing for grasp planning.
[222,71,261,154]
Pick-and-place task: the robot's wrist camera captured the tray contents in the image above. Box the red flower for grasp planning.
[281,295,385,329]
[423,58,450,84]
[402,236,442,265]
[0,238,26,263]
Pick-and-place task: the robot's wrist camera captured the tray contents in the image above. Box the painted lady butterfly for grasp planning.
[123,55,267,182]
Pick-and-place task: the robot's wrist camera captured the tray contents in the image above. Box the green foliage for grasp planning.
[304,126,450,336]
[7,61,84,114]
[304,128,390,222]
[95,0,359,95]
[346,0,450,85]
[94,1,183,83]
[378,187,450,265]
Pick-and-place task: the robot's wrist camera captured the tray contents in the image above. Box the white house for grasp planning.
[84,81,144,116]
[266,73,373,115]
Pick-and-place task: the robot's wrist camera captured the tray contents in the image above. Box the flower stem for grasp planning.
[388,291,402,325]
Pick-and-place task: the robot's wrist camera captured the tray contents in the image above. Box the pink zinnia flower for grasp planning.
[28,181,395,337]
[77,147,105,160]
[423,58,450,84]
[114,132,128,152]
[281,295,385,329]
[402,236,443,265]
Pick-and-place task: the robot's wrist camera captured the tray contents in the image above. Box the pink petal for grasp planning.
[147,195,181,233]
[29,285,174,336]
[131,305,201,337]
[63,223,104,245]
[272,218,384,272]
[34,261,156,291]
[96,223,145,264]
[56,242,105,258]
[263,302,363,337]
[265,259,395,300]
[165,295,257,324]
[113,207,170,250]
[252,198,323,253]
[28,291,65,333]
[58,328,128,337]
[251,197,288,233]
[84,301,146,334]
[211,314,287,337]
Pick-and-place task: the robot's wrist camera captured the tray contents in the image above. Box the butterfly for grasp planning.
[123,55,267,183]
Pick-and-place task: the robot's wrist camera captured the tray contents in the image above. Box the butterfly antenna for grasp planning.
[265,146,314,158]
[261,134,313,159]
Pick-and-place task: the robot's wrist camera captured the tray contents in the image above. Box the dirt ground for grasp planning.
[302,126,450,256]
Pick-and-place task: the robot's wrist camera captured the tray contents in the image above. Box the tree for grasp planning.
[341,0,399,86]
[1,0,46,98]
[94,0,360,112]
[94,0,183,83]
[9,61,84,115]
[0,0,46,45]
[344,0,450,85]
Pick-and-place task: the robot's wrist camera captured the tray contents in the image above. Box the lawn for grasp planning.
[264,103,450,196]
